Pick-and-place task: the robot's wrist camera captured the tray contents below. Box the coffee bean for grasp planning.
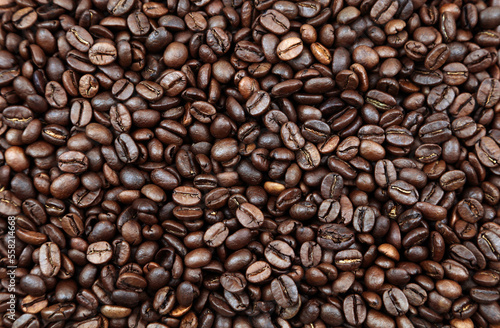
[317,224,355,250]
[87,241,113,265]
[66,26,94,52]
[39,242,62,277]
[383,288,409,316]
[344,294,367,326]
[13,7,38,30]
[235,41,265,63]
[107,0,135,16]
[477,78,500,108]
[388,180,419,205]
[128,11,151,36]
[61,213,84,237]
[260,9,290,35]
[264,240,295,269]
[440,170,466,191]
[281,122,305,150]
[246,261,272,283]
[271,274,299,308]
[89,42,118,66]
[277,37,304,61]
[236,202,264,228]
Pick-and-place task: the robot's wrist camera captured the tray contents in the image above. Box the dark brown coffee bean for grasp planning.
[39,242,62,277]
[235,41,265,63]
[383,288,409,316]
[476,136,500,168]
[87,241,113,265]
[477,78,500,108]
[317,224,355,251]
[236,202,264,228]
[440,170,466,191]
[265,240,295,269]
[61,213,84,237]
[66,26,94,52]
[277,37,303,61]
[260,9,290,35]
[172,186,202,206]
[344,294,367,326]
[271,274,299,307]
[128,11,151,36]
[89,42,117,66]
[246,261,272,283]
[388,180,419,205]
[107,0,135,16]
[281,122,305,150]
[13,7,38,30]
[206,27,231,55]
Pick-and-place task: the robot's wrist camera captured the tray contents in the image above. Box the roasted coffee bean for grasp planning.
[281,122,305,150]
[271,274,299,308]
[89,42,117,66]
[87,241,113,265]
[317,224,355,251]
[388,180,419,205]
[61,213,84,237]
[236,202,264,228]
[277,37,304,61]
[39,242,62,277]
[246,261,272,283]
[383,288,409,316]
[344,294,367,326]
[66,26,94,52]
[265,240,295,269]
[260,10,290,35]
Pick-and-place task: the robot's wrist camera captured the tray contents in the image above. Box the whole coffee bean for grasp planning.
[277,37,304,61]
[281,122,305,150]
[335,249,363,271]
[87,241,113,265]
[203,222,229,247]
[128,11,151,36]
[441,63,469,86]
[13,7,38,30]
[440,170,466,191]
[317,224,355,250]
[235,41,265,62]
[271,275,299,308]
[388,180,419,205]
[476,136,500,168]
[172,186,202,206]
[70,99,93,127]
[383,288,409,316]
[61,213,84,237]
[296,142,321,171]
[66,26,94,52]
[246,261,272,283]
[246,91,271,117]
[260,10,290,35]
[136,81,163,101]
[3,106,33,129]
[403,283,427,306]
[344,294,367,326]
[425,44,450,71]
[89,42,117,66]
[206,28,231,55]
[39,242,62,277]
[265,240,295,269]
[477,78,500,108]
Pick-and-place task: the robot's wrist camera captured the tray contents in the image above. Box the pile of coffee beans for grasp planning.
[1,0,500,326]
